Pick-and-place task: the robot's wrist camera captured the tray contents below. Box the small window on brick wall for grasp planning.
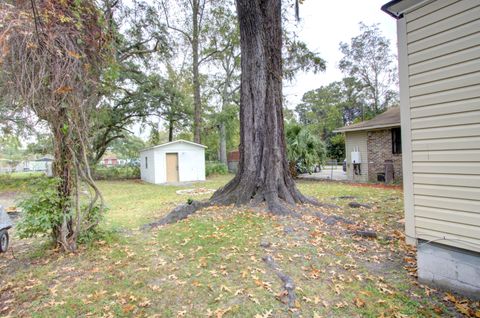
[392,128,402,154]
[145,156,148,169]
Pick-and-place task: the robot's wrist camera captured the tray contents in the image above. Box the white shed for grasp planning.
[139,140,206,184]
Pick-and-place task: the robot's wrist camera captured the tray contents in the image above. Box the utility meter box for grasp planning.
[351,147,361,164]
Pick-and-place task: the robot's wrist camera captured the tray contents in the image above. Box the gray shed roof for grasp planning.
[140,139,207,152]
[334,107,400,133]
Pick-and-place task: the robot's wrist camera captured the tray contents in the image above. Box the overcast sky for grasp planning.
[283,0,398,107]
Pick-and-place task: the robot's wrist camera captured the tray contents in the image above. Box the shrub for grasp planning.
[326,133,345,162]
[17,177,65,239]
[92,165,140,180]
[17,177,106,243]
[206,162,228,177]
[285,124,326,175]
[0,172,45,191]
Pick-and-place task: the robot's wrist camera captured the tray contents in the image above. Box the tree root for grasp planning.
[314,211,355,226]
[143,200,212,229]
[353,230,378,238]
[143,173,340,229]
[262,255,296,308]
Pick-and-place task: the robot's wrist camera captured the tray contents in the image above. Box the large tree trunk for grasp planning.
[51,111,74,247]
[192,0,202,144]
[210,0,313,214]
[147,0,316,228]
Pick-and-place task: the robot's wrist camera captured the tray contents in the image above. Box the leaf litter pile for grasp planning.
[0,177,479,317]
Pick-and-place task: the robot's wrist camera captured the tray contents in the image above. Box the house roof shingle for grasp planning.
[334,107,401,133]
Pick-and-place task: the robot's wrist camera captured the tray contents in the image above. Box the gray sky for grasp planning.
[284,0,398,107]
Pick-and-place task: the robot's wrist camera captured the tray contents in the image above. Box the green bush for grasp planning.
[77,205,108,245]
[93,165,140,180]
[326,133,345,162]
[0,172,45,191]
[285,124,326,174]
[17,177,106,244]
[206,162,228,177]
[17,177,65,239]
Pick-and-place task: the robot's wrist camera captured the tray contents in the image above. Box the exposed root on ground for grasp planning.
[144,195,341,229]
[144,173,342,229]
[262,255,297,308]
[143,201,213,229]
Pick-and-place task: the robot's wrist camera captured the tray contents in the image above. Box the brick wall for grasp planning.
[367,129,403,183]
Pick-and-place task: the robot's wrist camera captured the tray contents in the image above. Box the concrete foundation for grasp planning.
[417,241,480,299]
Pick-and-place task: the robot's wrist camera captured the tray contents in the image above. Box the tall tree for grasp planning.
[296,82,344,139]
[161,0,217,144]
[208,3,241,164]
[339,23,398,114]
[90,0,171,165]
[152,0,320,226]
[146,68,193,142]
[210,0,319,214]
[0,1,111,251]
[109,134,146,160]
[207,1,325,164]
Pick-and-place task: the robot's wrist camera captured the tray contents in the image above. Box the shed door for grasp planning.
[166,153,179,182]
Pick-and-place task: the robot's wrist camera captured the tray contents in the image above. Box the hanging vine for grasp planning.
[0,0,112,251]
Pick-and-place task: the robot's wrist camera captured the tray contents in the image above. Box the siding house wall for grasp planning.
[345,131,368,183]
[404,0,480,254]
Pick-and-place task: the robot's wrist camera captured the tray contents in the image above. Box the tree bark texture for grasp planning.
[51,110,74,246]
[192,0,202,144]
[210,0,314,214]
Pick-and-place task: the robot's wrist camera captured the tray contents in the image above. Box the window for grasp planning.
[145,156,148,169]
[392,128,402,154]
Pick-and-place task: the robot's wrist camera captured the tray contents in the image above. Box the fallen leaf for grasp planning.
[354,298,365,308]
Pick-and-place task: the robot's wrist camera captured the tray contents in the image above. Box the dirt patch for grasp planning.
[175,188,215,196]
[0,191,21,209]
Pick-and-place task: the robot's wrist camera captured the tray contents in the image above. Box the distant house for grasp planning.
[139,140,206,184]
[9,155,54,173]
[382,0,480,298]
[31,156,53,174]
[102,154,118,167]
[334,107,402,183]
[227,150,240,173]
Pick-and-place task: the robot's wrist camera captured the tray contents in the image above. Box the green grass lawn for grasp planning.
[0,175,475,317]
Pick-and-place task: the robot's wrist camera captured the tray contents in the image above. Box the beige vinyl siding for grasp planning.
[412,136,480,151]
[413,173,480,188]
[415,195,480,213]
[344,131,368,182]
[410,98,480,118]
[405,0,480,253]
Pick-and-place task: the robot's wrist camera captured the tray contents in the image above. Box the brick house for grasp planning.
[101,154,118,167]
[227,150,240,173]
[334,107,402,183]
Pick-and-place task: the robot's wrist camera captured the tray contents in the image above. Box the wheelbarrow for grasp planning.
[0,205,13,253]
